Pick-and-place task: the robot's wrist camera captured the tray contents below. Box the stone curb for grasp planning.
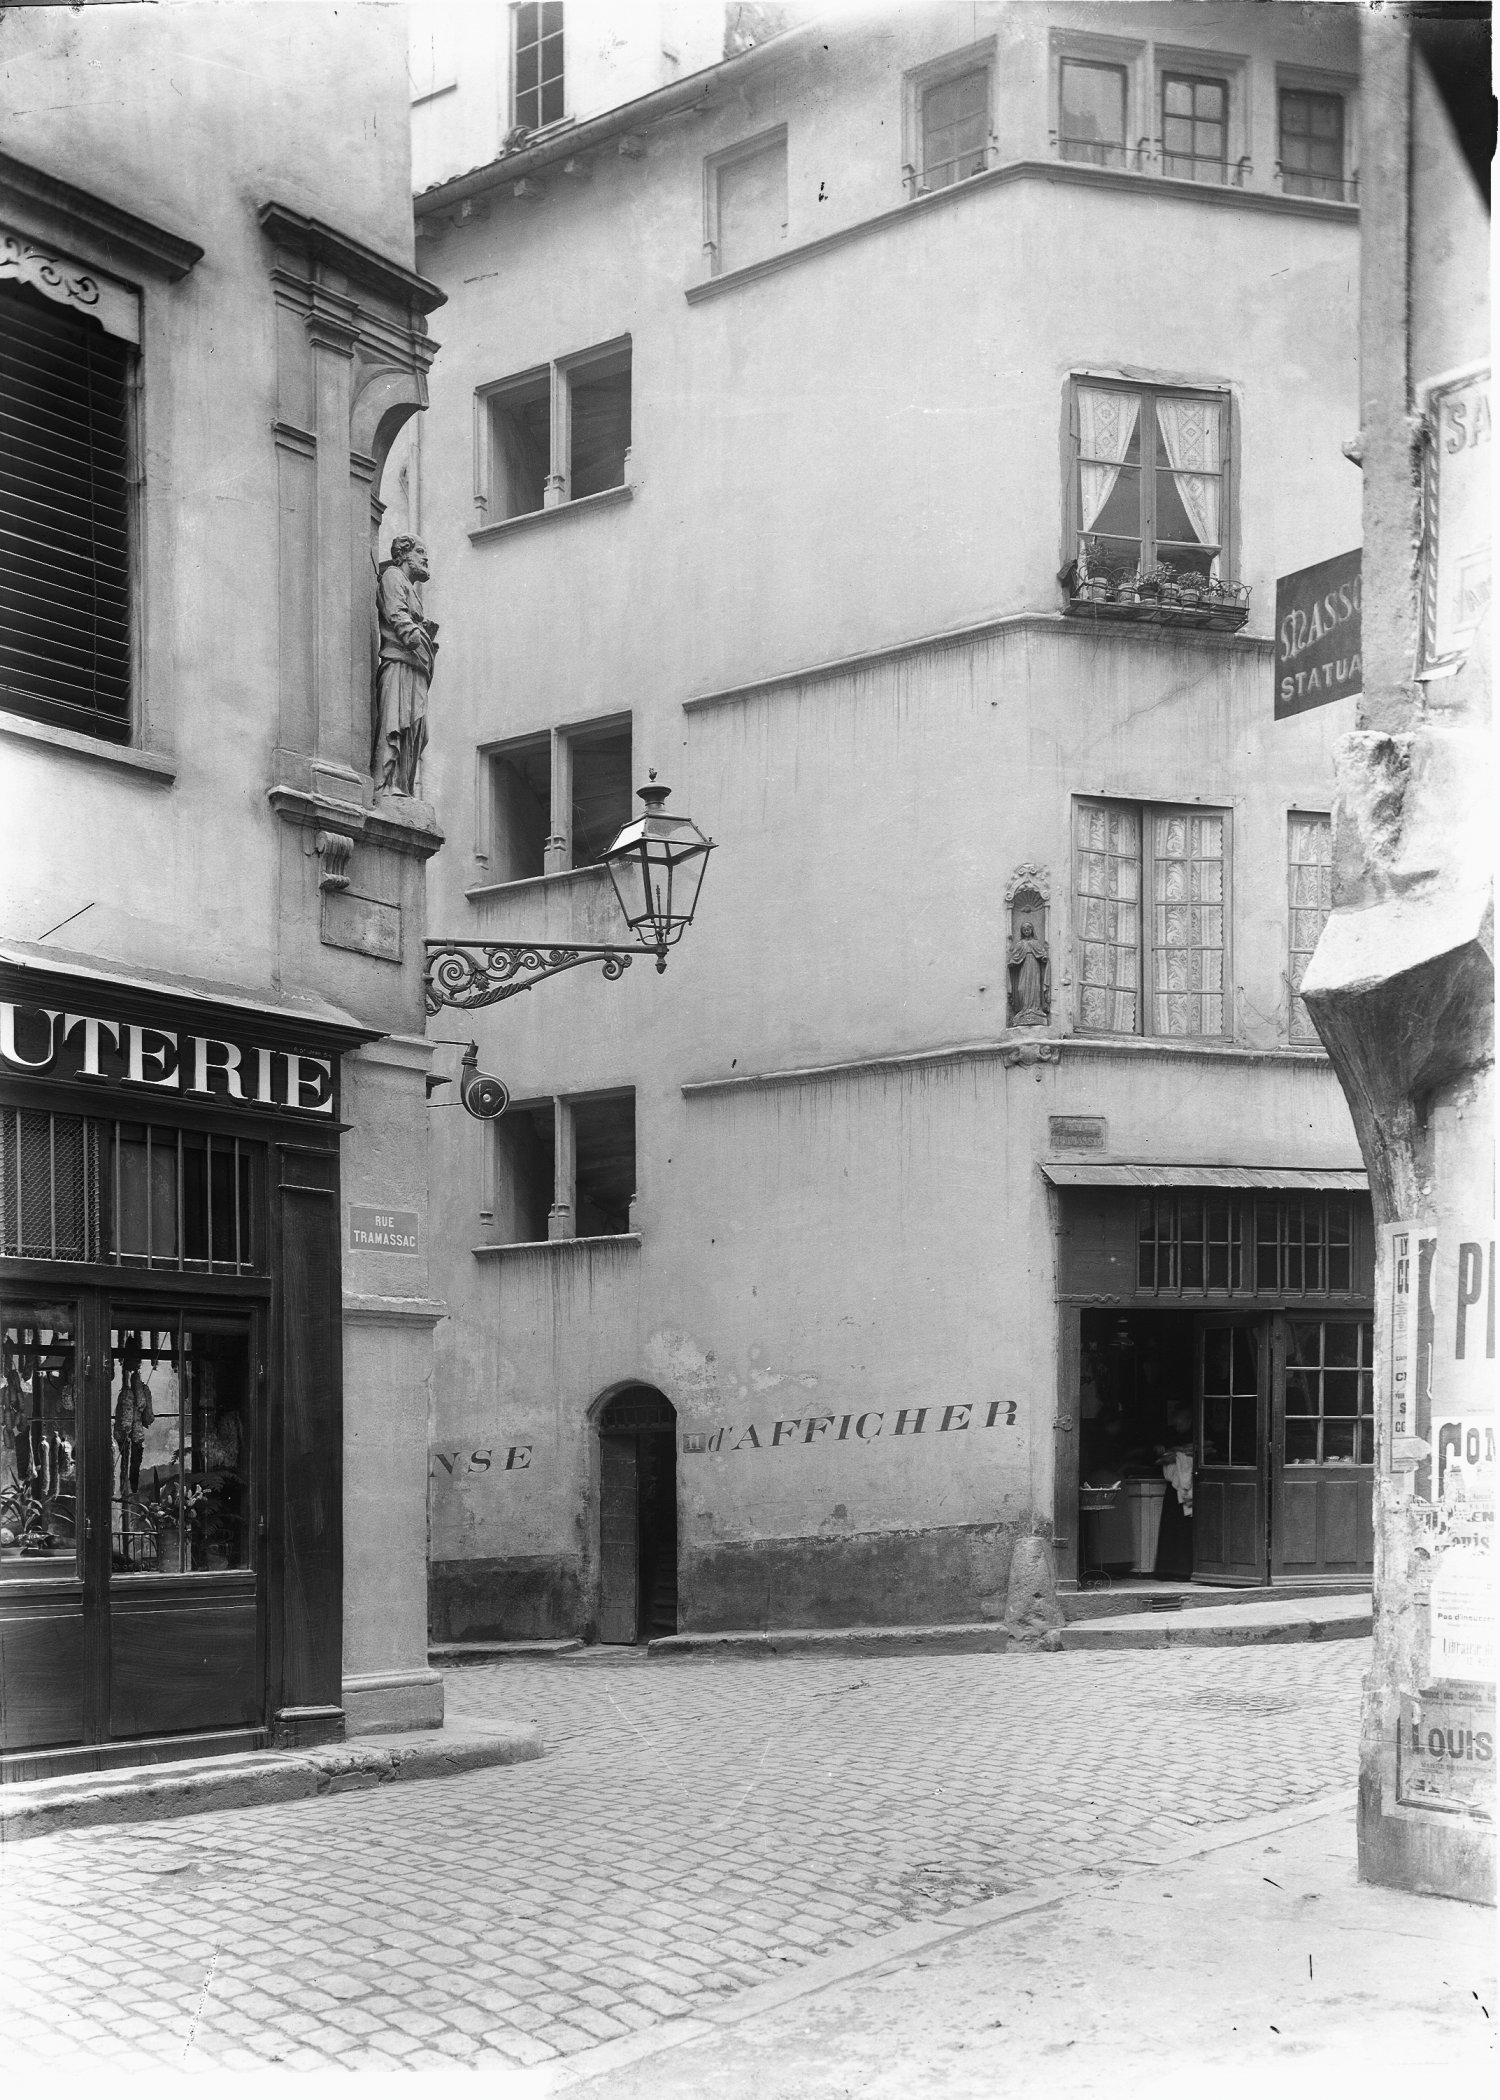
[648,1623,1016,1660]
[0,1723,543,1844]
[1059,1609,1372,1650]
[432,1639,586,1664]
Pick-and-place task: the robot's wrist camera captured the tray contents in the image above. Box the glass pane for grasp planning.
[1284,1369,1317,1415]
[1231,1327,1257,1390]
[2,1304,80,1577]
[1285,1417,1319,1465]
[1324,1370,1361,1417]
[1286,1318,1322,1366]
[1323,1418,1356,1462]
[1203,1327,1232,1391]
[1060,59,1126,161]
[111,1314,252,1574]
[1324,1322,1360,1367]
[1229,1398,1258,1468]
[1201,1395,1230,1459]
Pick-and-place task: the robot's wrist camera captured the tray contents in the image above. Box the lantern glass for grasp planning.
[601,782,714,953]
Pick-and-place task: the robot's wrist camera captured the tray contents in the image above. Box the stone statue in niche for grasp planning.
[1007,897,1050,1026]
[372,535,438,798]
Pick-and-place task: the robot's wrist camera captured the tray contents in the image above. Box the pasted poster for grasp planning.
[1418,364,1491,677]
[1386,1222,1496,1819]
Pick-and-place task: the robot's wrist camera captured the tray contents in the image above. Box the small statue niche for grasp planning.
[1007,891,1050,1027]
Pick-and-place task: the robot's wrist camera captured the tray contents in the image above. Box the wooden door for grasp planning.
[1272,1313,1375,1580]
[598,1432,638,1644]
[1193,1318,1268,1585]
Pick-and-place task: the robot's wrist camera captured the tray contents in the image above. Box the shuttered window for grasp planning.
[0,280,132,741]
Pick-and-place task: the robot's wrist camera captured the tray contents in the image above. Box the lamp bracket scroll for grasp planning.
[424,941,638,1015]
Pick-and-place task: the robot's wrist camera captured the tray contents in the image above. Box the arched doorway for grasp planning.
[597,1386,678,1644]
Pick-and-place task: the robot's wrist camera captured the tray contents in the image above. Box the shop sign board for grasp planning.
[1,996,336,1115]
[1383,1220,1496,1819]
[349,1205,420,1253]
[1274,548,1362,717]
[1418,363,1492,677]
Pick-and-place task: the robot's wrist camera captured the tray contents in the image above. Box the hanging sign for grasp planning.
[1274,548,1362,717]
[1418,364,1491,677]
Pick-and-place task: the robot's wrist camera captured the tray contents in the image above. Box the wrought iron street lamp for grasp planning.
[424,776,715,1015]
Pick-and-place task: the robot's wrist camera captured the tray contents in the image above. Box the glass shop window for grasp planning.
[1200,1325,1259,1468]
[1138,1193,1246,1293]
[1,1303,80,1577]
[1255,1196,1353,1296]
[109,1312,252,1574]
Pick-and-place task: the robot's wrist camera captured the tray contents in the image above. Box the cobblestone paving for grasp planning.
[0,1643,1365,2072]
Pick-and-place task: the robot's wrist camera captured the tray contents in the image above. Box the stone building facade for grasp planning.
[0,2,446,1770]
[411,2,1374,1644]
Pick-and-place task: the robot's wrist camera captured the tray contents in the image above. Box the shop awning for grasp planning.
[1040,1161,1369,1191]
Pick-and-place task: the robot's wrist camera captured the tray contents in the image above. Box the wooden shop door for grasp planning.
[1193,1318,1268,1585]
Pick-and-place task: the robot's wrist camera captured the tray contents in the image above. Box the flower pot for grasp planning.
[155,1522,183,1572]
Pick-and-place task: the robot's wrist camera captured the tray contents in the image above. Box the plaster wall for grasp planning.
[417,3,1367,1638]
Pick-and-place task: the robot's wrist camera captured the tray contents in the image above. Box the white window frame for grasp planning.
[511,2,566,135]
[1151,44,1249,186]
[703,125,788,277]
[473,335,631,524]
[1066,373,1236,588]
[903,39,998,199]
[1072,796,1235,1042]
[1050,27,1148,172]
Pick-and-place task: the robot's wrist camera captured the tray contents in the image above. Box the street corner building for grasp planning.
[0,3,449,1773]
[407,3,1381,1651]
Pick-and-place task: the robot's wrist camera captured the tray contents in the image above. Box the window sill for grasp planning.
[464,863,613,906]
[469,482,632,545]
[472,1232,641,1261]
[1064,590,1249,633]
[0,708,176,783]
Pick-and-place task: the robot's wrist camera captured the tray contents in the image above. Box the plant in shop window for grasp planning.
[139,1473,212,1573]
[1,1469,60,1555]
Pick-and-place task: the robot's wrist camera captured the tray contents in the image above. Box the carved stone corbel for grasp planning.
[315,830,354,892]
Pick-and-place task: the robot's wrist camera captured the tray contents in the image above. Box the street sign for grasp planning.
[1274,547,1362,718]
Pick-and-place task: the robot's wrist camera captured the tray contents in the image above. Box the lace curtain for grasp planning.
[1154,396,1223,557]
[1077,387,1141,534]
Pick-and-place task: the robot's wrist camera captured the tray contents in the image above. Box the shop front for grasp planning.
[1050,1165,1375,1591]
[0,956,372,1777]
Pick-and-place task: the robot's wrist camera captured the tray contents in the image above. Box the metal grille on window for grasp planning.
[0,281,132,741]
[111,1125,265,1272]
[0,1111,103,1261]
[1288,812,1332,1043]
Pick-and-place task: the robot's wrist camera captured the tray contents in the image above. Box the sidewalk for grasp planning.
[0,1714,541,1844]
[519,1791,1494,2099]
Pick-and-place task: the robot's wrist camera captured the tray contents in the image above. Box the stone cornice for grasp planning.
[268,785,446,862]
[0,149,203,281]
[258,201,446,317]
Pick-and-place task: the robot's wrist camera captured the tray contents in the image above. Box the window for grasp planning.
[513,2,564,132]
[1073,380,1228,587]
[490,1090,634,1244]
[1133,1193,1363,1301]
[1287,813,1332,1044]
[1256,1196,1353,1296]
[920,66,990,190]
[486,716,632,883]
[1074,799,1230,1038]
[1283,1317,1373,1464]
[0,1110,267,1272]
[1138,1194,1245,1292]
[479,340,630,524]
[708,130,787,276]
[1,281,132,742]
[1059,57,1129,166]
[106,1312,253,1573]
[1160,72,1227,183]
[1279,88,1349,200]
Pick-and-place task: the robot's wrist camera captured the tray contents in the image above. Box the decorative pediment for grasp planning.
[1004,862,1051,907]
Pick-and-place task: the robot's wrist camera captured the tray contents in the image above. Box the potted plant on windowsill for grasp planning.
[1074,544,1112,605]
[1,1472,58,1556]
[141,1474,210,1574]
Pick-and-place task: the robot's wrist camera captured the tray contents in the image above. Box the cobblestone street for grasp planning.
[0,1642,1370,2073]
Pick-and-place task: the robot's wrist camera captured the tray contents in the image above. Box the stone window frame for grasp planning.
[702,124,789,278]
[481,1084,636,1244]
[473,708,632,883]
[471,334,632,532]
[1274,64,1360,203]
[1287,809,1333,1045]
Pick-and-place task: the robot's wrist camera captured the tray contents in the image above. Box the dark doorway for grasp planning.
[1079,1310,1197,1584]
[597,1386,677,1644]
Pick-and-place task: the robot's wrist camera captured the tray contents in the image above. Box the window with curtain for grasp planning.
[1075,798,1230,1038]
[1074,380,1227,586]
[920,66,990,190]
[1288,812,1332,1044]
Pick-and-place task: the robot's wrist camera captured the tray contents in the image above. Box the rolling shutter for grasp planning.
[1,279,132,741]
